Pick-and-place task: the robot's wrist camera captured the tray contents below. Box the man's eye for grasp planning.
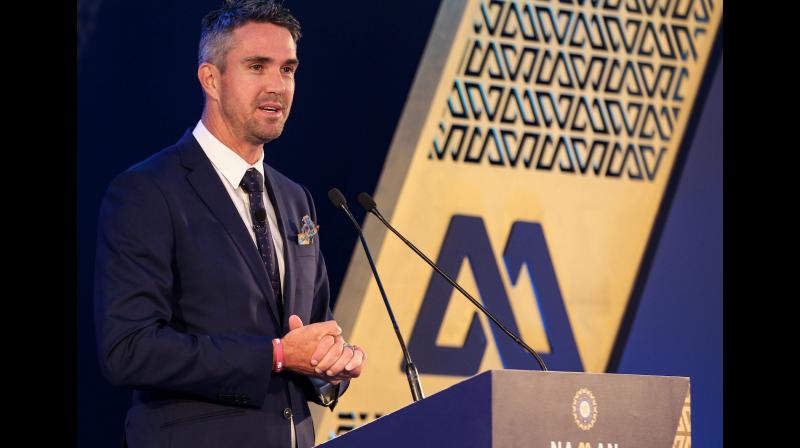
[250,64,263,71]
[281,66,295,74]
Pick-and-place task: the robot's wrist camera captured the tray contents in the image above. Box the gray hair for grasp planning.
[198,0,301,71]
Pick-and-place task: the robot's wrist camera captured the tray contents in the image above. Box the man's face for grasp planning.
[217,22,298,146]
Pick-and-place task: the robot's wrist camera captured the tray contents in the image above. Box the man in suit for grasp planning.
[93,1,366,447]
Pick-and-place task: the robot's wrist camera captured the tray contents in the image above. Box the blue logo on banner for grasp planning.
[407,215,583,375]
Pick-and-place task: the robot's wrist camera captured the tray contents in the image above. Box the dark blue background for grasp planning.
[77,1,722,446]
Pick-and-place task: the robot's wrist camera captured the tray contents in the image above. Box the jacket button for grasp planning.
[282,408,292,420]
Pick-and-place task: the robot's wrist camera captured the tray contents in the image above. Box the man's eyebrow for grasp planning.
[242,56,300,66]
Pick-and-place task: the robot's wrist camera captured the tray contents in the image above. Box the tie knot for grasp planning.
[240,168,264,193]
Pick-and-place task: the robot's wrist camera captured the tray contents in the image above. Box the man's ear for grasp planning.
[198,62,221,101]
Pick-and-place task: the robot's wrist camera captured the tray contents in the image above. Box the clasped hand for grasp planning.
[281,315,366,384]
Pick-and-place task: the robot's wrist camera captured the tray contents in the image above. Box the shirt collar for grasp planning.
[192,120,265,189]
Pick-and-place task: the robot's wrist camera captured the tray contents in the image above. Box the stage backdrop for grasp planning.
[77,1,722,447]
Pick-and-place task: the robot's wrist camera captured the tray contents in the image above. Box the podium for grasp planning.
[318,370,690,447]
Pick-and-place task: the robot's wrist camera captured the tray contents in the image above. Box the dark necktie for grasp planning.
[240,168,283,304]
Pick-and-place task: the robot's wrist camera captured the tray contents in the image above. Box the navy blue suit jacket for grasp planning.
[94,130,342,448]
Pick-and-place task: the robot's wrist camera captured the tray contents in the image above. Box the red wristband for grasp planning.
[272,338,284,373]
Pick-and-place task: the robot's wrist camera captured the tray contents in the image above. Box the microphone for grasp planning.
[357,192,549,371]
[254,208,267,223]
[252,208,268,234]
[327,188,425,401]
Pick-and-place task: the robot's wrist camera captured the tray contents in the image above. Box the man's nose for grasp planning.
[263,68,286,95]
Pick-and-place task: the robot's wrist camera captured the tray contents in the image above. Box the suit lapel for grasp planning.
[175,131,282,326]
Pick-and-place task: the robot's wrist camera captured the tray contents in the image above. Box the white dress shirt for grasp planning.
[192,120,285,292]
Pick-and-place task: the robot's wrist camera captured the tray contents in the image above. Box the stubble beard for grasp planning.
[219,97,288,146]
[247,118,285,145]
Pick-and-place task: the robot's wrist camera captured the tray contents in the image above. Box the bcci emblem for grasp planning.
[572,388,598,431]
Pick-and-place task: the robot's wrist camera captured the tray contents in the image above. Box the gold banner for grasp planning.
[315,0,721,442]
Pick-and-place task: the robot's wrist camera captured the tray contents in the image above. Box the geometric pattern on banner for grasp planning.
[673,389,692,448]
[432,0,713,180]
[429,0,714,178]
